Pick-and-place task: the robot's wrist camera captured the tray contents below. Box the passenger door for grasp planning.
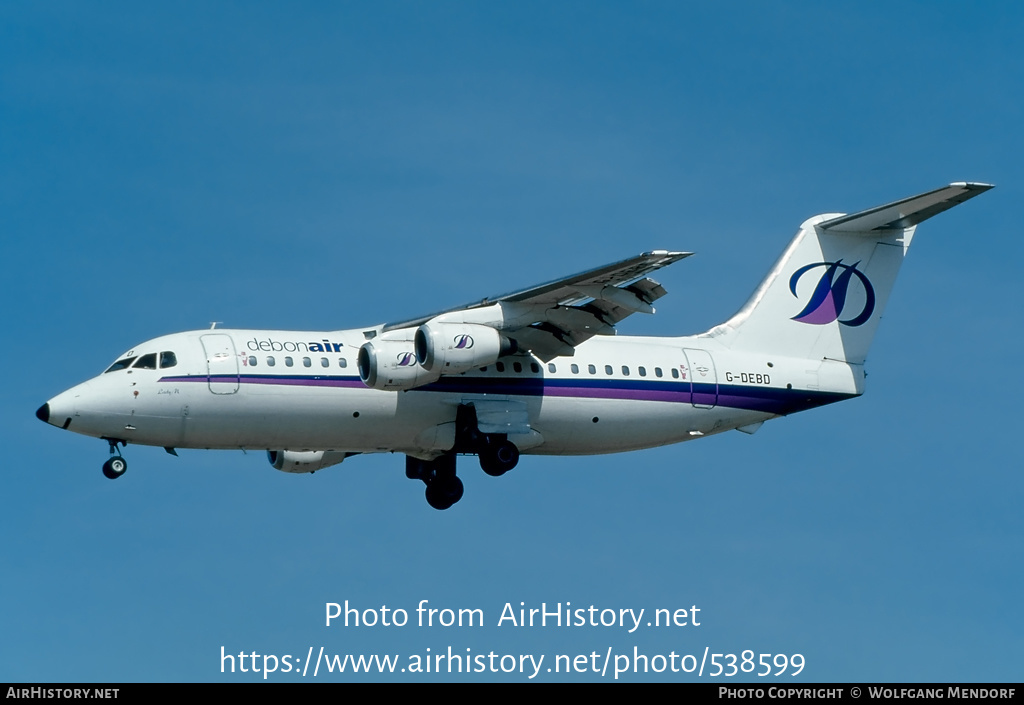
[201,334,239,394]
[682,348,717,409]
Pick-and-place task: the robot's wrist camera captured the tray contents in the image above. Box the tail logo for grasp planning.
[789,260,875,327]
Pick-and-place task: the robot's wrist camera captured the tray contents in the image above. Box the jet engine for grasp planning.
[415,322,516,375]
[267,450,349,474]
[357,340,441,391]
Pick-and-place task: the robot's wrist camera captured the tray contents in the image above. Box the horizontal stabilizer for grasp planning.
[819,182,993,232]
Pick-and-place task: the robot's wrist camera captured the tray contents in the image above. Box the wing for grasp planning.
[382,250,691,359]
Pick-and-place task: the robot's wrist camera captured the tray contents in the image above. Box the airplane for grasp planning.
[36,182,992,509]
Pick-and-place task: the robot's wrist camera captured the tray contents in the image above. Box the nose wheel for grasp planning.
[101,438,128,480]
[102,456,127,479]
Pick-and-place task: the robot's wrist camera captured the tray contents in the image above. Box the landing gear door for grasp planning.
[201,334,240,394]
[682,348,717,409]
[471,399,532,435]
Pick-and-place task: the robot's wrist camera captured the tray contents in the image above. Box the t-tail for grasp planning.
[707,183,993,370]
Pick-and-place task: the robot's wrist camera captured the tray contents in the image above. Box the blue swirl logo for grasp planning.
[789,260,875,327]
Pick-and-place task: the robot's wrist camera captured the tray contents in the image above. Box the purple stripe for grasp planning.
[160,375,850,415]
[717,393,783,413]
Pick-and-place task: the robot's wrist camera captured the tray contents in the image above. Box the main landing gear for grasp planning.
[457,403,520,478]
[479,438,519,477]
[101,438,128,479]
[406,404,522,510]
[406,454,464,511]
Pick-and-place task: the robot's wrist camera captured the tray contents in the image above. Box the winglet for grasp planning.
[819,182,994,232]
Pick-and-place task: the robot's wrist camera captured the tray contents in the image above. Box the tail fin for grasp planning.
[708,182,993,365]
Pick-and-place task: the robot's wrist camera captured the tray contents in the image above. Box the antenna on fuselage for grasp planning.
[210,322,221,330]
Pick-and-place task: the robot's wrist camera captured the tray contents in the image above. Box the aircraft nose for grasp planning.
[38,388,79,429]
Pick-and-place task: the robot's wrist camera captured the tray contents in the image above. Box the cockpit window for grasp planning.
[105,356,137,373]
[160,351,177,369]
[133,353,158,370]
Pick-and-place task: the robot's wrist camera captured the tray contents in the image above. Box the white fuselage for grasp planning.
[42,327,860,458]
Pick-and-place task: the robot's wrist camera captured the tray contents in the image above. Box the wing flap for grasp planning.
[513,324,577,360]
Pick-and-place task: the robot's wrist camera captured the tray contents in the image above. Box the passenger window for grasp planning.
[588,364,596,375]
[513,362,523,373]
[321,358,329,368]
[160,351,177,369]
[655,367,663,378]
[605,365,613,375]
[531,362,540,373]
[638,366,647,377]
[248,356,257,367]
[496,362,505,372]
[547,363,556,373]
[105,356,137,373]
[303,357,311,368]
[339,358,348,368]
[571,364,579,374]
[671,368,680,379]
[134,353,158,370]
[621,365,630,376]
[285,356,293,367]
[267,356,276,367]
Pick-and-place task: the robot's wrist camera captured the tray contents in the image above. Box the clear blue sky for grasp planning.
[2,1,1021,682]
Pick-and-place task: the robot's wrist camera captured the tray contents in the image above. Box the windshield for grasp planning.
[133,353,158,369]
[105,350,178,373]
[104,356,137,373]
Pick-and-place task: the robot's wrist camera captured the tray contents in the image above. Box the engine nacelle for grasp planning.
[357,340,441,391]
[415,322,516,375]
[267,450,349,474]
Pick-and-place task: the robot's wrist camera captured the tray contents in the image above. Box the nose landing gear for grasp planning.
[101,438,128,479]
